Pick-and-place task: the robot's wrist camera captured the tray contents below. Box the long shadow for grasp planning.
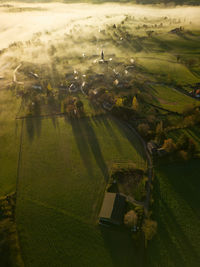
[147,174,200,267]
[34,117,42,138]
[79,117,109,181]
[145,176,186,267]
[161,160,200,217]
[161,198,200,265]
[112,118,146,161]
[70,118,94,178]
[100,226,145,267]
[93,115,123,153]
[25,102,42,141]
[25,117,34,142]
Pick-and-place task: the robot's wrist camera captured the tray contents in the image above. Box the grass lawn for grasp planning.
[0,90,21,196]
[146,160,200,267]
[16,115,146,267]
[151,84,198,113]
[138,57,200,86]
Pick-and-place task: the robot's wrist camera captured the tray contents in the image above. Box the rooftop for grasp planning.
[99,192,126,225]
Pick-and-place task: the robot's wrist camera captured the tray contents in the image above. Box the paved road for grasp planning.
[13,64,23,84]
[125,123,153,216]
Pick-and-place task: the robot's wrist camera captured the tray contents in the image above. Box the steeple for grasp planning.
[101,50,104,61]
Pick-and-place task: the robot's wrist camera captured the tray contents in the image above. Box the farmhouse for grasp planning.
[99,193,126,225]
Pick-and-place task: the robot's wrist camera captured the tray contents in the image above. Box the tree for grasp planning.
[75,100,84,115]
[75,100,83,110]
[137,123,150,137]
[142,219,157,247]
[187,138,197,157]
[177,133,189,150]
[124,210,138,228]
[162,138,176,153]
[47,82,53,91]
[132,96,139,111]
[116,97,123,107]
[155,121,166,144]
[66,104,75,117]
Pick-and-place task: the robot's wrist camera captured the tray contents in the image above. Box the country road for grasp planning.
[13,64,23,84]
[125,123,153,215]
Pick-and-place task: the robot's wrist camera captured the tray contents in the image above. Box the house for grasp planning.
[69,83,79,93]
[29,72,39,79]
[32,85,42,90]
[99,193,126,225]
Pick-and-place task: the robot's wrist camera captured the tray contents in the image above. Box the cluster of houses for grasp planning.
[28,50,136,113]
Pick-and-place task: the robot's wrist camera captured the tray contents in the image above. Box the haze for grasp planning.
[0,2,200,51]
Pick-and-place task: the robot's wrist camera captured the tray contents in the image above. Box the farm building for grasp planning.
[99,192,126,225]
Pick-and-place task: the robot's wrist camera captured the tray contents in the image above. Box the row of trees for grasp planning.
[162,133,198,160]
[124,209,157,246]
[62,96,84,118]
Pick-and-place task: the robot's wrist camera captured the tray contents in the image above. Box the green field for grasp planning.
[16,115,146,267]
[150,84,198,113]
[0,90,21,196]
[146,160,200,267]
[0,3,200,266]
[138,57,200,86]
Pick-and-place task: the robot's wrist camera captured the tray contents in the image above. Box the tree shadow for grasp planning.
[146,174,200,267]
[25,117,35,142]
[34,117,42,138]
[70,116,109,181]
[100,226,145,267]
[112,118,146,161]
[70,118,94,178]
[92,115,123,153]
[80,117,109,181]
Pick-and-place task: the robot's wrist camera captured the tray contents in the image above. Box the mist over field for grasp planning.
[0,2,200,51]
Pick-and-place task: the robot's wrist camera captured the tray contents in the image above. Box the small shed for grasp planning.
[99,193,126,225]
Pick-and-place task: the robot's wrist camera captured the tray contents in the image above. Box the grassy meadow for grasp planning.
[0,89,21,196]
[150,84,198,113]
[16,115,146,267]
[146,160,200,267]
[0,2,200,266]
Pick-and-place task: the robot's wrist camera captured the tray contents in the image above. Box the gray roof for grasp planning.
[99,193,126,224]
[99,193,116,219]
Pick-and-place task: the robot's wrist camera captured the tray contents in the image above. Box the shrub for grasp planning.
[142,219,157,247]
[124,210,138,227]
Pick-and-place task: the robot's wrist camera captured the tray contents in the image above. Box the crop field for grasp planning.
[16,115,146,267]
[146,160,200,267]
